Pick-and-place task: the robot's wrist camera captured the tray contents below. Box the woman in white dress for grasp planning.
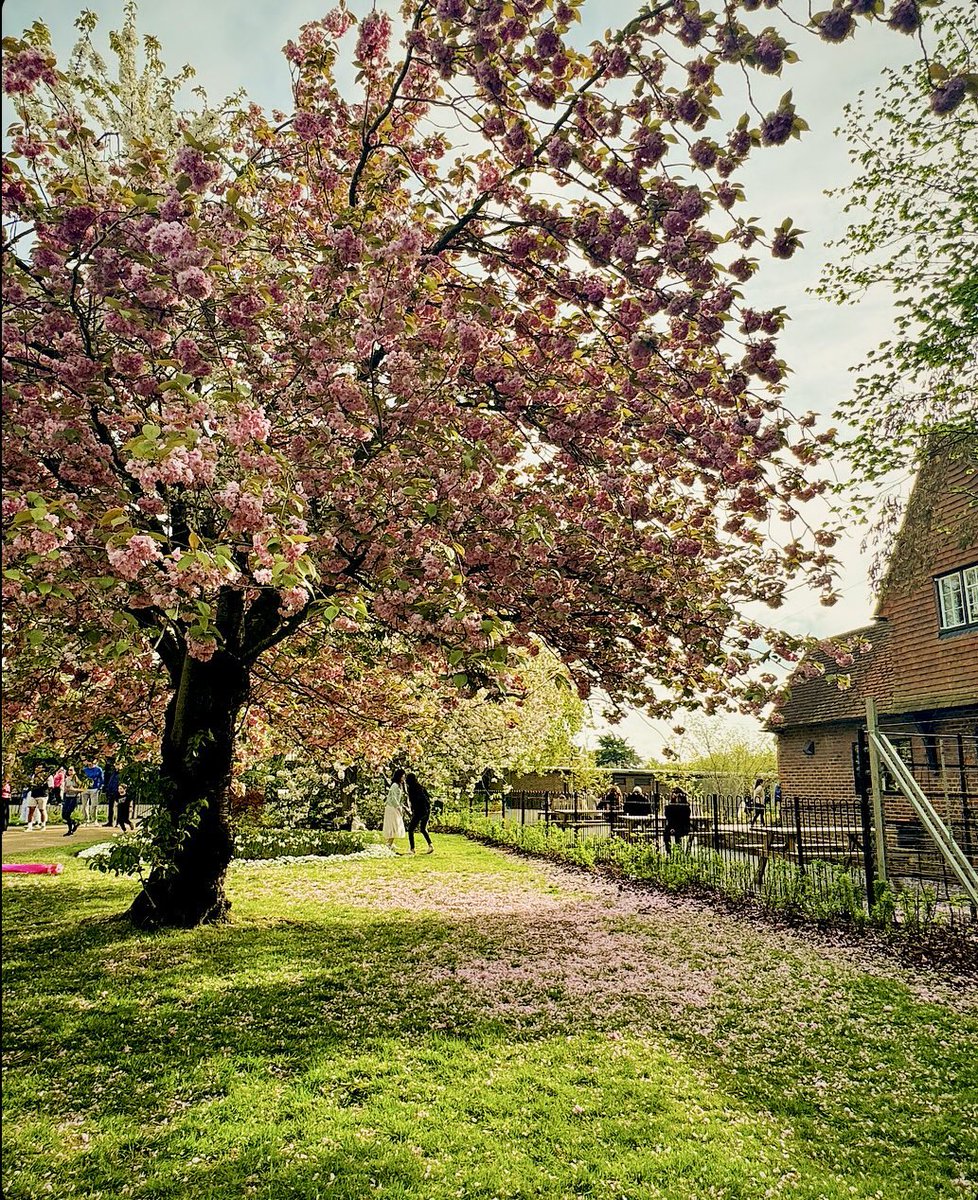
[383,768,408,852]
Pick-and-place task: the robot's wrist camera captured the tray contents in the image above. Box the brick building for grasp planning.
[770,438,978,822]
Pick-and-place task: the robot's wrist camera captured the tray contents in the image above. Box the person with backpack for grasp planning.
[405,772,434,855]
[663,787,692,853]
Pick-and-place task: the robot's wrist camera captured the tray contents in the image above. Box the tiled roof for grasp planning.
[769,621,894,729]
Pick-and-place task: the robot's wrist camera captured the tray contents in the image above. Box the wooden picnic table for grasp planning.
[550,809,609,831]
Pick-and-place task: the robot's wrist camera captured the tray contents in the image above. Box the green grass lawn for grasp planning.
[2,834,975,1200]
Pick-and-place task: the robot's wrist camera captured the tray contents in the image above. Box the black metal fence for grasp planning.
[453,783,976,921]
[456,788,878,910]
[872,727,978,900]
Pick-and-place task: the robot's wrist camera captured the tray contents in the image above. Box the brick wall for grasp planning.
[778,709,976,784]
[877,453,978,708]
[776,722,860,801]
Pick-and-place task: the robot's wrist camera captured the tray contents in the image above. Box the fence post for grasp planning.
[485,787,490,820]
[856,726,877,911]
[793,793,806,874]
[544,791,551,833]
[865,698,888,885]
[711,793,720,852]
[958,734,974,858]
[521,792,526,826]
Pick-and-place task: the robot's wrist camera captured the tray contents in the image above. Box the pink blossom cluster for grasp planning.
[3,46,57,95]
[225,407,271,448]
[355,10,392,70]
[127,444,215,491]
[146,220,197,266]
[107,534,162,581]
[173,146,221,193]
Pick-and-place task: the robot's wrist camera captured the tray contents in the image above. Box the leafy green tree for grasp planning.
[594,733,642,770]
[664,716,775,797]
[818,5,977,565]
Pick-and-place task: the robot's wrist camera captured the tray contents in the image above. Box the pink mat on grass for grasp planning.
[2,863,64,875]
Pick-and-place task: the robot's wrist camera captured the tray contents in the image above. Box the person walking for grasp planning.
[405,772,434,855]
[115,784,135,831]
[383,768,408,852]
[46,763,66,830]
[27,775,48,830]
[663,787,692,853]
[2,778,10,833]
[60,768,83,836]
[750,778,767,827]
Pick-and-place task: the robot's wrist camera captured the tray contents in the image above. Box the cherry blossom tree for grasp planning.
[2,1,931,926]
[1,616,165,778]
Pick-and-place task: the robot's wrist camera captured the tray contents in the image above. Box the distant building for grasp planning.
[770,438,978,821]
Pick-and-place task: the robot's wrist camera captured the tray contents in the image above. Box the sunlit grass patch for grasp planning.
[3,835,975,1199]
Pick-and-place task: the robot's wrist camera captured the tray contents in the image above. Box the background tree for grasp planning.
[817,4,977,573]
[3,2,928,927]
[594,732,642,769]
[663,715,776,797]
[241,638,585,812]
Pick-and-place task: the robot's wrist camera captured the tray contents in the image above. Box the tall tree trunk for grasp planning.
[127,648,249,930]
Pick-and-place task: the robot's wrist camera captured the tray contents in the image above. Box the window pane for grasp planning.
[937,573,965,629]
[964,565,978,624]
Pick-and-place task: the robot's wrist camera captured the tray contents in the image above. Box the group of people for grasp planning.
[597,784,654,816]
[3,758,131,836]
[597,782,692,852]
[382,769,435,855]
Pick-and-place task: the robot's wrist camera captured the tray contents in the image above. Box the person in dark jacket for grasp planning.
[115,784,135,831]
[61,768,83,836]
[404,772,434,855]
[102,759,120,828]
[663,787,692,853]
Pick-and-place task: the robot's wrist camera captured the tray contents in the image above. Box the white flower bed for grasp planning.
[78,839,396,870]
[76,842,116,861]
[233,844,397,868]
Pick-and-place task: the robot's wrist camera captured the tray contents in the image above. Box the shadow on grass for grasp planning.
[3,855,973,1200]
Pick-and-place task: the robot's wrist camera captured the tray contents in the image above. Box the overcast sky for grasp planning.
[6,0,923,758]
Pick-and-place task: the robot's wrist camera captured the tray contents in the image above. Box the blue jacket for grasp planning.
[82,766,104,790]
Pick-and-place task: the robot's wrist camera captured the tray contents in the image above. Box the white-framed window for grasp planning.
[935,563,978,632]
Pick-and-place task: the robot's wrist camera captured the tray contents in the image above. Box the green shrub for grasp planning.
[444,811,909,930]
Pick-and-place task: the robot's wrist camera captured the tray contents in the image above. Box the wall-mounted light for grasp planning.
[803,741,816,757]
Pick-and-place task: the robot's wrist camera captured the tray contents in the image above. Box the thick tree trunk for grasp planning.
[127,648,249,930]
